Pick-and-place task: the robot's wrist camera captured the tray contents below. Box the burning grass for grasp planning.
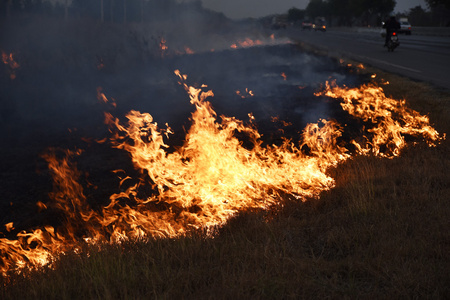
[1,65,449,298]
[1,145,449,299]
[1,30,449,297]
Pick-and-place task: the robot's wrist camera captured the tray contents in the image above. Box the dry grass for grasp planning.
[1,69,449,299]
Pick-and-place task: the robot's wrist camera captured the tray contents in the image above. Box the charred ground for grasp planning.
[0,15,372,235]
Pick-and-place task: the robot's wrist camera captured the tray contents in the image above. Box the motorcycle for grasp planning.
[386,31,399,52]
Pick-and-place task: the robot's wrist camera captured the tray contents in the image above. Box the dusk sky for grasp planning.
[201,0,429,19]
[46,0,429,20]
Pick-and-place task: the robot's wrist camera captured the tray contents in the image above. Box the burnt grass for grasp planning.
[0,41,368,234]
[1,19,450,298]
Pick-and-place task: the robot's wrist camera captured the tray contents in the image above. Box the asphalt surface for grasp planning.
[284,27,450,90]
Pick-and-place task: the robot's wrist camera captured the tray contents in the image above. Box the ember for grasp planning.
[1,50,20,80]
[236,88,254,98]
[159,37,168,58]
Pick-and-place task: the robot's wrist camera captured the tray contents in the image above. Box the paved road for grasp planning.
[284,28,450,90]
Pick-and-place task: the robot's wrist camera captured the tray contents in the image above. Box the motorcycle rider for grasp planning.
[383,16,400,47]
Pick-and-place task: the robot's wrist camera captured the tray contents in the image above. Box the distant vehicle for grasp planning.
[313,17,327,32]
[399,20,412,35]
[302,20,312,30]
[312,23,326,31]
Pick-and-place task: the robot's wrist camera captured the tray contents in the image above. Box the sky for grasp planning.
[45,0,429,19]
[201,0,429,19]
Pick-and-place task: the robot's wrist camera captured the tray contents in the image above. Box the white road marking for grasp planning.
[356,55,422,73]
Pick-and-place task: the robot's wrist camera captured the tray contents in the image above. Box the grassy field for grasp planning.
[1,64,449,299]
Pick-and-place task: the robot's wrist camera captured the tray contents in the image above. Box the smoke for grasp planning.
[0,5,363,228]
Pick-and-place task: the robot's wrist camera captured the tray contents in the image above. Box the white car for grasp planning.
[399,21,412,35]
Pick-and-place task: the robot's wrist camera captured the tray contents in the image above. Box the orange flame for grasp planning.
[184,47,195,55]
[159,38,168,58]
[316,81,444,157]
[230,38,264,49]
[0,72,444,277]
[97,87,116,108]
[236,88,254,99]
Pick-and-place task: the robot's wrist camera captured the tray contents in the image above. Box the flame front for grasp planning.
[103,70,341,230]
[0,71,444,277]
[317,81,443,157]
[230,38,263,49]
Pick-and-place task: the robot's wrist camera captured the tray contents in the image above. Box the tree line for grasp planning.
[287,0,450,26]
[2,0,449,26]
[0,0,207,24]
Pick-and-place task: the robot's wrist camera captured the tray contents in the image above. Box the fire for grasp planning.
[1,50,20,80]
[316,81,444,157]
[271,117,292,128]
[184,47,195,55]
[159,37,168,58]
[97,87,108,103]
[5,223,14,232]
[97,86,116,108]
[236,88,254,99]
[230,38,264,49]
[0,71,444,277]
[174,47,196,56]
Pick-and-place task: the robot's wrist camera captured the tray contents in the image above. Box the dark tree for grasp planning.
[326,0,354,25]
[287,7,305,22]
[358,0,396,26]
[305,0,396,26]
[408,5,430,26]
[306,0,328,19]
[425,0,450,25]
[425,0,450,9]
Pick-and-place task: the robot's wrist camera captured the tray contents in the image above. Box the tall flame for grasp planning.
[0,72,444,277]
